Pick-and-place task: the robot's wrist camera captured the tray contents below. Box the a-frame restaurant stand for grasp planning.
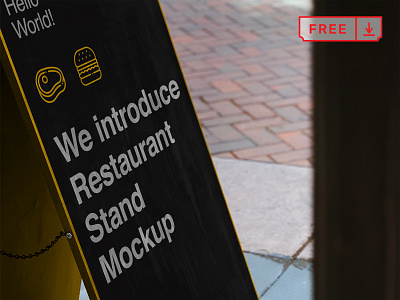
[1,1,258,299]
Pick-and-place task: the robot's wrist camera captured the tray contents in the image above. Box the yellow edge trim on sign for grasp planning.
[157,2,259,298]
[0,29,100,300]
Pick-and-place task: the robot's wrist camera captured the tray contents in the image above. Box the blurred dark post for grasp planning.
[313,1,400,299]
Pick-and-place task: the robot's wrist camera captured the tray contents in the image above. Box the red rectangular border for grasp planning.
[299,16,382,42]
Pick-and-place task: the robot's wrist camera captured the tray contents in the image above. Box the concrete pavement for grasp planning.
[215,157,313,299]
[213,157,313,260]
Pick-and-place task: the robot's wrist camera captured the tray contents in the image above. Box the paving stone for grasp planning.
[202,92,243,103]
[268,96,310,108]
[278,130,312,149]
[234,72,276,85]
[269,121,311,133]
[193,16,213,26]
[209,101,242,115]
[204,54,244,64]
[201,128,212,140]
[204,134,220,145]
[293,80,311,94]
[297,67,311,77]
[250,155,274,163]
[172,35,194,44]
[189,87,219,97]
[212,152,236,159]
[208,125,244,141]
[288,159,312,167]
[272,84,304,98]
[234,30,260,41]
[242,82,272,95]
[196,110,219,120]
[185,70,219,80]
[239,47,262,57]
[303,129,313,137]
[211,80,242,93]
[271,149,312,163]
[233,143,291,159]
[187,44,211,54]
[297,101,313,114]
[213,62,242,73]
[232,95,268,105]
[269,66,298,77]
[274,106,309,122]
[202,114,251,126]
[191,97,209,111]
[208,138,255,154]
[242,64,265,74]
[243,104,276,119]
[234,117,285,131]
[186,78,212,90]
[242,128,281,145]
[185,60,215,71]
[289,60,311,69]
[265,76,306,86]
[207,71,248,82]
[213,45,239,55]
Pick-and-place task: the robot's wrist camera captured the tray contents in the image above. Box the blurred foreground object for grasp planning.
[314,1,400,299]
[1,64,81,300]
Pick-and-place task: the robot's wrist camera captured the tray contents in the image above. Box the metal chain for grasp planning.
[0,231,70,260]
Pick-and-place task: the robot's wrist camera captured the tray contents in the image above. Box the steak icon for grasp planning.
[74,47,102,86]
[35,67,66,103]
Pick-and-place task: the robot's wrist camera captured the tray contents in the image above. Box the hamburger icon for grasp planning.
[35,67,66,103]
[74,47,102,86]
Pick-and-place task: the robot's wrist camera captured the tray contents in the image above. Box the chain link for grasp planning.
[0,231,67,260]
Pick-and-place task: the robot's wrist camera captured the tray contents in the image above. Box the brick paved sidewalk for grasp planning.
[161,0,312,167]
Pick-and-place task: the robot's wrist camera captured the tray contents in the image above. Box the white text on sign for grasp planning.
[3,0,56,38]
[51,79,181,284]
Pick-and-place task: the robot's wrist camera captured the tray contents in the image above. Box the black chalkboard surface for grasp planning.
[1,1,257,298]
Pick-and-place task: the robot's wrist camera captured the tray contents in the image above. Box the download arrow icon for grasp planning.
[364,22,375,36]
[365,22,373,33]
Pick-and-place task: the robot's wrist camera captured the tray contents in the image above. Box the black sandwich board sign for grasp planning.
[1,1,257,299]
